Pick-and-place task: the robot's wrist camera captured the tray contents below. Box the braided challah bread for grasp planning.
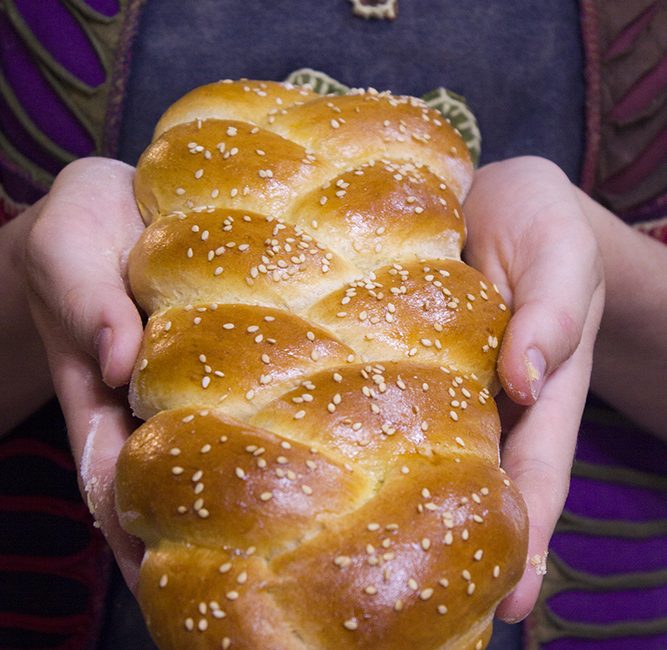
[116,79,528,650]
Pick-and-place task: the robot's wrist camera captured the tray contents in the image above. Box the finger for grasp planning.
[497,216,603,405]
[24,158,145,388]
[495,285,604,622]
[34,305,144,591]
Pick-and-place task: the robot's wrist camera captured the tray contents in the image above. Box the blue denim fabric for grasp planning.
[119,0,584,180]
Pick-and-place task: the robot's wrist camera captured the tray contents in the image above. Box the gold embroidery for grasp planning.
[349,0,398,21]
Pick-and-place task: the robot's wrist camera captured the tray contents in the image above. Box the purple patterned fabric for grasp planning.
[0,14,94,156]
[85,0,121,18]
[15,0,106,86]
[550,532,667,575]
[565,475,666,521]
[549,583,667,625]
[545,637,667,650]
[575,417,667,475]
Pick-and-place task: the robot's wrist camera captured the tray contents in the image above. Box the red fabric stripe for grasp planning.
[0,496,89,520]
[601,123,667,194]
[609,51,667,121]
[0,551,100,575]
[604,1,660,60]
[0,611,90,635]
[580,0,602,193]
[0,438,75,469]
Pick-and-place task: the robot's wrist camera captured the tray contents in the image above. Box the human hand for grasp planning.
[462,157,605,622]
[22,158,146,590]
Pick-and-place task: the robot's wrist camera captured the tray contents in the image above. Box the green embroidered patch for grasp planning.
[284,67,481,166]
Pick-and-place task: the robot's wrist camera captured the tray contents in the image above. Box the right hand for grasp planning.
[22,157,147,589]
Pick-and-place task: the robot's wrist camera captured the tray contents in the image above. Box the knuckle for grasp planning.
[552,307,582,357]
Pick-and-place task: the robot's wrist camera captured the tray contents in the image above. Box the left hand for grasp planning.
[462,156,605,622]
[21,158,146,588]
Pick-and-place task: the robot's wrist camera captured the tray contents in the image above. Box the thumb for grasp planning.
[24,158,145,387]
[498,223,603,405]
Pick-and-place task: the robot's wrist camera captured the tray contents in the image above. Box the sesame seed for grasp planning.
[260,491,273,502]
[467,582,476,595]
[159,574,168,588]
[420,588,434,600]
[343,618,358,631]
[172,466,184,476]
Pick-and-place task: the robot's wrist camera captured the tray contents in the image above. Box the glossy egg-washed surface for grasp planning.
[116,79,527,650]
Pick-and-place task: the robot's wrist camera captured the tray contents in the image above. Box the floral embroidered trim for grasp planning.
[285,68,482,166]
[422,88,481,166]
[348,0,398,21]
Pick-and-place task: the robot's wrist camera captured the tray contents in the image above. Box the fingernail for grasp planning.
[525,348,546,400]
[95,327,113,382]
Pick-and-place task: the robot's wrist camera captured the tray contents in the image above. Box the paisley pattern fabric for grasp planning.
[0,0,145,221]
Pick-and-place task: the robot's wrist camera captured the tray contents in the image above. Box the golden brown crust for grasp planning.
[289,160,466,272]
[307,260,509,389]
[270,457,526,649]
[251,363,501,476]
[117,409,372,552]
[154,79,318,139]
[129,304,356,421]
[128,208,356,314]
[267,91,473,202]
[122,411,525,650]
[117,79,528,650]
[134,119,334,224]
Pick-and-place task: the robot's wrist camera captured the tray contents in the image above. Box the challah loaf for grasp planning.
[116,79,528,650]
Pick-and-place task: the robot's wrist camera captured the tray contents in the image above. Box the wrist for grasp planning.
[0,202,54,434]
